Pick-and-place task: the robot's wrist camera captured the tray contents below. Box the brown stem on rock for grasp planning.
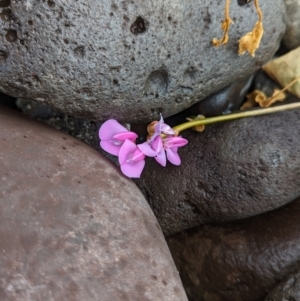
[212,0,233,46]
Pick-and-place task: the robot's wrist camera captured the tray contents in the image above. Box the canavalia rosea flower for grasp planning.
[163,136,188,165]
[119,140,145,178]
[99,117,188,178]
[147,114,176,143]
[138,136,188,166]
[138,136,166,166]
[99,119,138,156]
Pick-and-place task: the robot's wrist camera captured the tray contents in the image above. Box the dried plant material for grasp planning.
[186,115,206,132]
[241,88,286,110]
[263,47,300,98]
[261,89,286,107]
[212,0,233,47]
[238,0,263,56]
[238,21,263,56]
[240,98,256,110]
[241,90,264,110]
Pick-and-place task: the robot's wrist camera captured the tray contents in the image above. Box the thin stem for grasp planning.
[267,74,300,103]
[254,0,263,22]
[212,0,232,46]
[173,102,300,133]
[225,0,231,20]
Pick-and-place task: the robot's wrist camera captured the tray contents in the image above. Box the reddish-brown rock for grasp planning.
[0,105,188,301]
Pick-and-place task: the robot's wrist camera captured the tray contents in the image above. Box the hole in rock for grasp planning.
[144,69,169,96]
[237,0,252,5]
[5,29,17,42]
[0,8,13,22]
[74,46,85,58]
[0,50,8,61]
[47,0,55,7]
[130,16,147,35]
[0,0,10,8]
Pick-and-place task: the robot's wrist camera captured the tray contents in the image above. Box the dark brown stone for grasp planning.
[135,109,300,235]
[265,271,300,301]
[167,197,300,301]
[0,0,285,122]
[0,105,188,301]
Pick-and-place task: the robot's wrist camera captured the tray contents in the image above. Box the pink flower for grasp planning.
[148,114,175,143]
[138,136,188,167]
[164,137,188,165]
[138,136,166,166]
[99,120,138,156]
[119,140,145,178]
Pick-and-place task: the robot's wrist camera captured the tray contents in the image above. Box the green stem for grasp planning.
[173,102,300,133]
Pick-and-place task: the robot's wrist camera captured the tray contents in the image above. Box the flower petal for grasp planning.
[155,148,166,167]
[164,137,188,149]
[114,132,138,142]
[161,124,175,135]
[138,142,157,157]
[99,120,128,140]
[121,160,145,178]
[118,140,137,165]
[132,148,145,162]
[100,140,121,156]
[152,136,163,154]
[166,148,181,165]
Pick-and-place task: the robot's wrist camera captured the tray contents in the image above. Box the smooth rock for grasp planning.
[0,105,188,301]
[134,109,300,235]
[167,197,300,301]
[265,271,300,301]
[283,0,300,50]
[132,74,255,142]
[251,69,300,105]
[0,0,286,122]
[187,73,255,118]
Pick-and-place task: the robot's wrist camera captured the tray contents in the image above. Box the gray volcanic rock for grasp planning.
[167,197,300,301]
[0,0,286,122]
[283,0,300,49]
[0,106,188,301]
[135,110,300,235]
[265,271,300,301]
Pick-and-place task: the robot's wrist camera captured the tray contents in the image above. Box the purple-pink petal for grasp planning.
[155,114,164,134]
[152,136,163,154]
[118,140,137,165]
[149,114,175,143]
[138,142,157,157]
[161,124,175,135]
[155,148,166,167]
[166,148,181,165]
[114,132,138,142]
[121,160,145,178]
[99,119,129,140]
[164,137,188,149]
[100,140,122,156]
[131,148,145,162]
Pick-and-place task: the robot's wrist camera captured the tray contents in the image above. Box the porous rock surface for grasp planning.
[0,105,188,301]
[135,110,300,235]
[0,0,286,122]
[167,197,300,301]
